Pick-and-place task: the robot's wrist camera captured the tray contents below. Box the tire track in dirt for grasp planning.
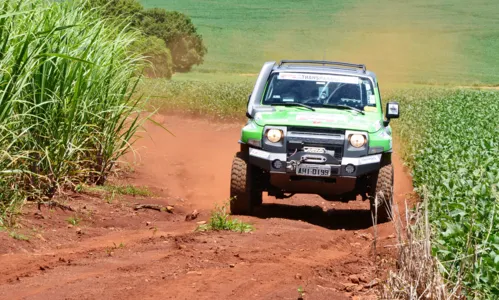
[0,115,414,299]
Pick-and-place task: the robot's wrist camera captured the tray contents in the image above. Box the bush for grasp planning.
[0,0,146,224]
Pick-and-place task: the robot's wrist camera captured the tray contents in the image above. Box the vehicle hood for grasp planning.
[253,107,383,133]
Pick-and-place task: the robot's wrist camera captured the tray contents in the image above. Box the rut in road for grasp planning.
[0,115,414,300]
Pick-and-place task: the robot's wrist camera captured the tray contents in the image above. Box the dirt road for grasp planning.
[0,115,414,300]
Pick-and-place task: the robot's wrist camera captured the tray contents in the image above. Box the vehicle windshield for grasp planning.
[262,72,377,111]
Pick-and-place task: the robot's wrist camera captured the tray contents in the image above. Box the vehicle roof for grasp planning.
[271,62,378,81]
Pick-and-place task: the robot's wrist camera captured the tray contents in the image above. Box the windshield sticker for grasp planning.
[296,113,348,123]
[283,98,294,102]
[364,106,377,112]
[368,95,376,104]
[272,95,281,99]
[278,72,359,84]
[316,81,326,85]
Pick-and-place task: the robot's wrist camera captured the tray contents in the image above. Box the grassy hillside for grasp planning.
[141,0,499,85]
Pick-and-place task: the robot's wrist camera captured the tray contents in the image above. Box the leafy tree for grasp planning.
[84,0,207,74]
[130,35,173,78]
[139,9,207,72]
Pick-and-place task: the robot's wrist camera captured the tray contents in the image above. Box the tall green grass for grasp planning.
[0,0,146,225]
[392,88,499,298]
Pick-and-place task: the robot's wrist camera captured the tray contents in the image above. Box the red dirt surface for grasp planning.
[0,115,415,300]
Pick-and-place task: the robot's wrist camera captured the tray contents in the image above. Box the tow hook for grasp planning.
[287,160,298,171]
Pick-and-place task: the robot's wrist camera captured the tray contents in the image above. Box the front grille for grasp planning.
[286,126,345,160]
[287,126,345,136]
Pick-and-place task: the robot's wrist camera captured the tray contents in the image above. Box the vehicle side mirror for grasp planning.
[384,101,399,126]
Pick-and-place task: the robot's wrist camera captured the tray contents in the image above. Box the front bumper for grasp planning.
[248,148,383,177]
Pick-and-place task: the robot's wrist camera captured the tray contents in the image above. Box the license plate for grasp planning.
[296,164,331,177]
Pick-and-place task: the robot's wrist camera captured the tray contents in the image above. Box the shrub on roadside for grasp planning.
[196,201,254,233]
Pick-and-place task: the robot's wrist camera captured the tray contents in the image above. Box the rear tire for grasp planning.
[369,163,394,224]
[230,152,262,215]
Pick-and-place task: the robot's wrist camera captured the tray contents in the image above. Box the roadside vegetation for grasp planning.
[0,0,204,225]
[388,88,499,298]
[196,200,254,233]
[142,79,251,120]
[0,0,147,225]
[79,183,151,197]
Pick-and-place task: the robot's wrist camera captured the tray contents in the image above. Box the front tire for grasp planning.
[369,163,394,223]
[230,152,262,215]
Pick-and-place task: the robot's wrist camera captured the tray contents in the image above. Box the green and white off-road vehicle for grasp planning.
[230,60,400,223]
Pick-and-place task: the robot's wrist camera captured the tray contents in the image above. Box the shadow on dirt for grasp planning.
[253,203,373,230]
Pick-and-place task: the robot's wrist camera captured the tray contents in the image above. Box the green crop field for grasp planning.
[142,0,499,85]
[394,89,499,297]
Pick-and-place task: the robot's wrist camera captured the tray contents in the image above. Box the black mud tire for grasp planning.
[230,152,262,215]
[369,163,394,224]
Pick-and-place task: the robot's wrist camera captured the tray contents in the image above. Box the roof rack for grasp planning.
[278,60,366,73]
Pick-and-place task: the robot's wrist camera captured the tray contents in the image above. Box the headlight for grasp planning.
[349,134,366,148]
[266,129,283,143]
